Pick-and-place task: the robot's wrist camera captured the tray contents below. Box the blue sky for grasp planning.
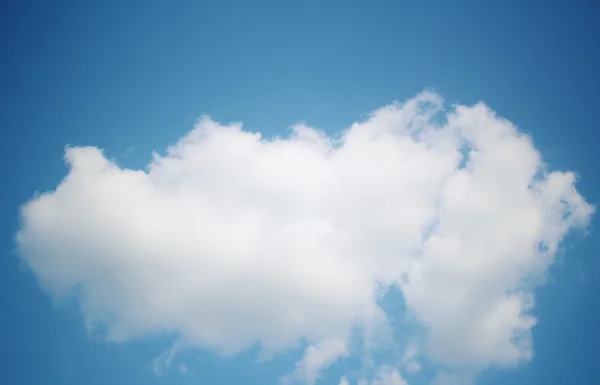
[2,1,599,385]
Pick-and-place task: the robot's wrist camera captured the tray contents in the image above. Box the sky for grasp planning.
[1,1,600,385]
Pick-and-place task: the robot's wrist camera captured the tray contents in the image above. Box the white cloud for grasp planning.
[151,341,182,376]
[16,91,594,382]
[356,366,408,385]
[431,372,475,385]
[400,343,421,375]
[371,367,408,385]
[286,337,348,385]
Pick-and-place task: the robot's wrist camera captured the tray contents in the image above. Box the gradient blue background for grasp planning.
[2,1,599,384]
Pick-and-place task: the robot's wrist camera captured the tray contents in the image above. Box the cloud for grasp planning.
[151,341,182,376]
[400,343,421,375]
[16,91,593,383]
[370,367,408,385]
[356,366,408,385]
[430,372,475,385]
[286,337,348,385]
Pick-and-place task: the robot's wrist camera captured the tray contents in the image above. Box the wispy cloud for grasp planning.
[151,341,182,376]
